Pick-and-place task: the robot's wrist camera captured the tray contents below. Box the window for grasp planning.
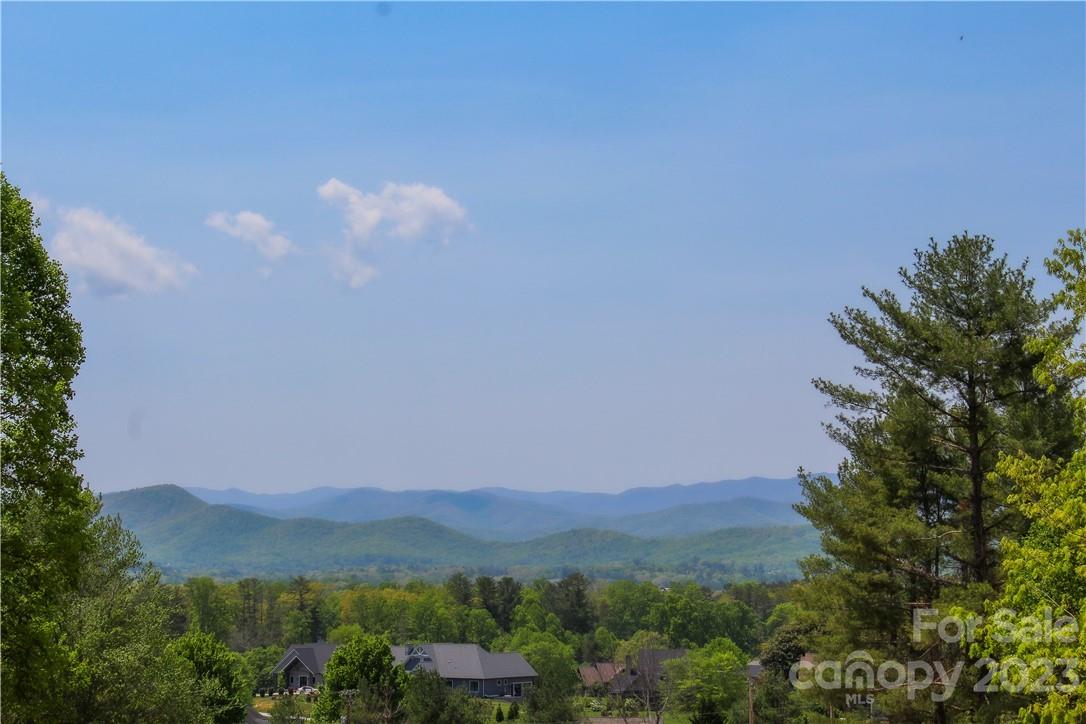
[511,682,523,698]
[469,680,480,694]
[300,676,308,687]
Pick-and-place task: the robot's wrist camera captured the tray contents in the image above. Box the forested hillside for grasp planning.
[101,485,819,583]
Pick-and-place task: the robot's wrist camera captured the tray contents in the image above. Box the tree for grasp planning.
[796,233,1078,720]
[543,573,596,634]
[664,638,746,722]
[585,625,619,662]
[494,576,522,631]
[170,630,250,723]
[246,645,287,692]
[974,230,1086,720]
[403,670,488,724]
[615,630,669,668]
[54,516,210,722]
[329,623,365,644]
[445,572,474,606]
[408,590,459,642]
[1,172,99,719]
[474,575,499,620]
[186,576,234,642]
[503,628,579,723]
[463,607,502,649]
[596,580,664,639]
[313,634,406,723]
[270,694,307,724]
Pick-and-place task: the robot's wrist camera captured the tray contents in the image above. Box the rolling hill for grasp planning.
[101,485,820,583]
[183,476,811,540]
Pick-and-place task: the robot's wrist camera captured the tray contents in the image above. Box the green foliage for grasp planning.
[53,516,210,722]
[270,694,307,724]
[246,645,287,691]
[973,230,1086,721]
[596,580,665,639]
[170,630,251,723]
[663,637,746,719]
[464,607,502,648]
[187,576,235,642]
[329,623,366,643]
[537,572,595,634]
[614,630,669,666]
[759,620,814,677]
[646,582,758,650]
[507,701,520,720]
[585,625,619,661]
[403,670,488,724]
[502,627,578,722]
[795,233,1079,720]
[445,572,474,606]
[0,172,99,720]
[313,633,407,723]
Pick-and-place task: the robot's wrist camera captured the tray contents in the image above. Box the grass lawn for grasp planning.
[251,694,316,716]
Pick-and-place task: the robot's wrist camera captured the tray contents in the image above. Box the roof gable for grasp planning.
[272,643,338,676]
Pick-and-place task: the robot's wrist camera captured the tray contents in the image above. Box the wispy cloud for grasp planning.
[52,208,196,295]
[206,210,296,260]
[317,178,467,288]
[318,178,467,245]
[328,247,379,289]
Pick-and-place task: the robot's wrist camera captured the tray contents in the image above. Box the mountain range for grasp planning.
[183,476,808,540]
[100,481,821,584]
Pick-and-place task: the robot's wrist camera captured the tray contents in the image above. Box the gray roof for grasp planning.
[391,643,537,680]
[272,643,338,677]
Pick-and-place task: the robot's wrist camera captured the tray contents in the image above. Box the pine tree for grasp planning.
[796,233,1078,720]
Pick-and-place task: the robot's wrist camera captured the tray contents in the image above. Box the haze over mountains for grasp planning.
[100,483,820,584]
[183,476,808,541]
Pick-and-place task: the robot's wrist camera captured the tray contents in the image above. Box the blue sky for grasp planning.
[3,2,1084,493]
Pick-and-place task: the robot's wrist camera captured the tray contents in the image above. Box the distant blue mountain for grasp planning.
[183,475,813,540]
[102,485,821,583]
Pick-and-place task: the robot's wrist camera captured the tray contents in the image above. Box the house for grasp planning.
[391,643,537,698]
[583,649,687,699]
[272,642,337,690]
[578,661,620,693]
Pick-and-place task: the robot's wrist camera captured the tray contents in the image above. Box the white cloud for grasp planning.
[317,178,467,245]
[329,247,379,289]
[317,177,467,289]
[205,210,295,260]
[52,208,196,295]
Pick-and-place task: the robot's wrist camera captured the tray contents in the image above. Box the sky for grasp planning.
[3,2,1084,494]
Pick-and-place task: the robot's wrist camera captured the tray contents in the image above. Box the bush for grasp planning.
[508,701,520,720]
[495,704,505,721]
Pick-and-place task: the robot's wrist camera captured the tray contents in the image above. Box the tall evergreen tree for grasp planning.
[796,233,1077,720]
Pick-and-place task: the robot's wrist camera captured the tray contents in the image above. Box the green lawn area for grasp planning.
[251,694,316,716]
